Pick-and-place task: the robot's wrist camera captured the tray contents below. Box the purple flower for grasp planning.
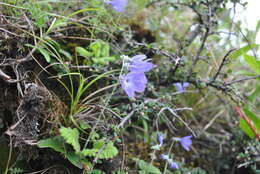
[157,133,164,146]
[175,135,193,151]
[169,161,179,169]
[120,72,147,98]
[128,55,154,73]
[160,155,179,170]
[160,154,169,161]
[105,0,128,12]
[174,82,189,92]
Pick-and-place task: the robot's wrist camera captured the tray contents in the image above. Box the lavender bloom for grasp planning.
[160,154,169,161]
[175,135,193,151]
[160,155,178,170]
[105,0,128,12]
[157,133,164,146]
[169,161,179,169]
[120,72,147,98]
[174,82,189,92]
[129,55,154,73]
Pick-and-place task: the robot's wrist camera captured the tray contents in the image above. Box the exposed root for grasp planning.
[6,83,52,147]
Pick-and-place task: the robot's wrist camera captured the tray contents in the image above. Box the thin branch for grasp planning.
[213,49,236,81]
[157,107,196,137]
[117,109,136,128]
[189,27,210,76]
[0,27,20,37]
[225,75,260,85]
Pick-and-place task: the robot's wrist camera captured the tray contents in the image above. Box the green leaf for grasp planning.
[239,108,260,138]
[60,127,81,152]
[79,121,91,130]
[81,149,99,157]
[37,137,65,153]
[234,70,257,76]
[244,109,260,131]
[230,44,259,59]
[96,141,118,159]
[92,56,116,65]
[25,44,52,63]
[254,20,260,42]
[244,54,260,74]
[65,151,83,169]
[38,47,51,63]
[248,85,260,104]
[90,41,101,57]
[75,47,93,58]
[81,140,118,159]
[101,43,110,57]
[46,37,61,51]
[133,158,162,174]
[240,118,255,138]
[59,49,72,60]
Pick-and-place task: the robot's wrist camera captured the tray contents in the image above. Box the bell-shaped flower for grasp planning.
[160,155,179,170]
[169,161,179,169]
[128,55,154,73]
[160,154,170,161]
[174,82,189,92]
[175,135,193,151]
[105,0,128,12]
[157,133,164,146]
[120,72,147,98]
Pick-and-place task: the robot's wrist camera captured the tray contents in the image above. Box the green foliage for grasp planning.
[240,118,255,138]
[230,44,260,139]
[37,136,83,168]
[37,137,65,153]
[38,127,119,168]
[76,47,93,58]
[25,37,72,73]
[230,44,259,59]
[239,108,260,138]
[244,54,260,74]
[9,168,23,174]
[65,151,83,169]
[112,170,128,174]
[26,2,50,28]
[60,127,81,152]
[133,158,162,174]
[82,140,119,159]
[91,169,102,174]
[76,40,116,65]
[58,69,118,121]
[172,167,207,174]
[2,0,260,173]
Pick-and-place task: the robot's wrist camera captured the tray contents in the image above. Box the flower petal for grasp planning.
[175,83,184,92]
[180,135,193,151]
[132,55,147,62]
[160,154,169,161]
[157,133,164,146]
[129,54,154,73]
[169,161,179,169]
[183,82,189,88]
[107,0,128,12]
[120,72,148,98]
